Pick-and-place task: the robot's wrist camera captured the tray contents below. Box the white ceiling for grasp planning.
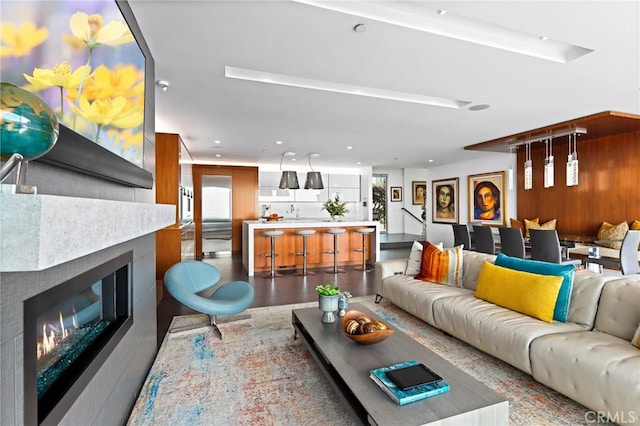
[128,1,640,169]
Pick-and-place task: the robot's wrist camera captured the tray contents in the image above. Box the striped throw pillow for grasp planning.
[632,324,640,348]
[415,243,463,287]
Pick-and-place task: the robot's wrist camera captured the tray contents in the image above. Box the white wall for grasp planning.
[374,152,516,247]
[426,152,516,247]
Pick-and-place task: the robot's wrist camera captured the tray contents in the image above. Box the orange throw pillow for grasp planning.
[415,242,463,287]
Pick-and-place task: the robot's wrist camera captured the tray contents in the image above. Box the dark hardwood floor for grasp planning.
[156,247,410,347]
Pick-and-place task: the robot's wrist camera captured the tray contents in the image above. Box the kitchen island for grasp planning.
[242,220,381,276]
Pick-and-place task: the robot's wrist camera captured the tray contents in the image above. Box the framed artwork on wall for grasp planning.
[390,187,402,202]
[412,181,426,205]
[432,178,459,224]
[468,171,506,226]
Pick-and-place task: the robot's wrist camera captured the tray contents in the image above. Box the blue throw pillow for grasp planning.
[494,253,575,322]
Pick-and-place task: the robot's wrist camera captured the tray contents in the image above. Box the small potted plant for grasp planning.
[322,194,349,221]
[316,283,340,323]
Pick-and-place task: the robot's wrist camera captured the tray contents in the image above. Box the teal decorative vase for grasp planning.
[318,294,339,323]
[0,82,59,160]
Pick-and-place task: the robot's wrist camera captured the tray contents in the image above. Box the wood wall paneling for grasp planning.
[516,130,640,236]
[155,133,181,283]
[193,165,259,258]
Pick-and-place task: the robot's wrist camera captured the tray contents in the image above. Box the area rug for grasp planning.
[128,296,598,426]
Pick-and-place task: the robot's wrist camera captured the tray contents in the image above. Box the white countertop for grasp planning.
[243,219,379,228]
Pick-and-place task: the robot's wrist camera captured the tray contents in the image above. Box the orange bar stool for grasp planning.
[325,228,346,274]
[261,230,284,278]
[353,228,375,271]
[294,229,317,276]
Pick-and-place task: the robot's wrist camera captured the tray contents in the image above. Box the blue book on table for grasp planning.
[369,360,450,406]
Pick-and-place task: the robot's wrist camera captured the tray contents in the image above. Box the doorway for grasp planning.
[372,174,387,232]
[201,175,232,257]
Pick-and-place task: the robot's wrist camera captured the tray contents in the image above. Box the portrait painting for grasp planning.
[468,171,506,226]
[412,181,426,205]
[391,187,402,202]
[432,178,459,224]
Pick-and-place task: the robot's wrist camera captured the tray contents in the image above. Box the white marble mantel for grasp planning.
[0,194,175,272]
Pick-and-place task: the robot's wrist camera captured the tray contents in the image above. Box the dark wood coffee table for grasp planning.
[292,302,509,425]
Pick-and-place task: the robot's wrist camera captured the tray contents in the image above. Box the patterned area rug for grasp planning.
[128,296,597,425]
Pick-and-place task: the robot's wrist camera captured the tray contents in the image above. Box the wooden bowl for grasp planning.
[341,310,394,345]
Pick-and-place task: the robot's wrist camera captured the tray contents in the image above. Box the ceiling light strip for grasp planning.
[293,0,593,63]
[225,66,469,109]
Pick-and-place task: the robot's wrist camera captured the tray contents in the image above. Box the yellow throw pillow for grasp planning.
[631,220,640,250]
[597,221,629,250]
[524,218,556,238]
[474,261,563,323]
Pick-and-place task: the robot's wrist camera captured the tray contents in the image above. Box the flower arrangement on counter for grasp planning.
[322,194,349,218]
[1,1,146,167]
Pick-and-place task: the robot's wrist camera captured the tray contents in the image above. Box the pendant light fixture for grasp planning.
[566,132,579,186]
[304,153,324,189]
[507,146,514,191]
[544,137,554,188]
[279,152,300,189]
[524,142,533,190]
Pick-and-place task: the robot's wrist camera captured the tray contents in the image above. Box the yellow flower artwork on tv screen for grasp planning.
[1,1,146,168]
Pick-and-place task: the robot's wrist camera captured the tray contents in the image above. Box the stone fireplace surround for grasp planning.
[1,194,174,425]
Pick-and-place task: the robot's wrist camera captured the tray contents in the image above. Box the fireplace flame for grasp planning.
[37,309,80,360]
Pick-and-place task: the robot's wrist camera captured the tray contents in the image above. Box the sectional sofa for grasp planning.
[374,250,640,424]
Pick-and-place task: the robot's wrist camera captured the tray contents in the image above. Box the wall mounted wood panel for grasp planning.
[155,133,181,284]
[193,165,259,257]
[516,130,640,236]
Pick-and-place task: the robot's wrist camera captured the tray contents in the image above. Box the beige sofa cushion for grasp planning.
[566,272,616,328]
[460,250,496,290]
[594,278,640,340]
[381,275,471,326]
[531,331,640,425]
[432,295,585,374]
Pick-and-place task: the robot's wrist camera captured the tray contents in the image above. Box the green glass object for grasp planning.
[0,82,59,161]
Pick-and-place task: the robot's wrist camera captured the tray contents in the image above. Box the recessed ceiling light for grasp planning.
[225,66,471,108]
[428,159,434,163]
[215,154,222,157]
[347,146,353,150]
[437,9,447,15]
[353,23,367,33]
[356,161,362,165]
[276,140,283,145]
[214,140,221,144]
[469,104,491,111]
[293,1,593,63]
[539,35,549,41]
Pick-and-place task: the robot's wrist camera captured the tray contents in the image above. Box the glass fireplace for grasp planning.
[23,252,133,425]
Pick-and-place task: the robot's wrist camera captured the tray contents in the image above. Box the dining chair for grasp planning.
[586,230,640,275]
[451,223,473,250]
[498,227,527,259]
[452,224,473,250]
[529,229,582,266]
[472,225,496,254]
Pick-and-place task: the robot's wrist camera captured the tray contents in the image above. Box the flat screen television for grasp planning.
[1,0,152,188]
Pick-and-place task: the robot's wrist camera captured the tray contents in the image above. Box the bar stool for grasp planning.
[325,228,346,274]
[294,229,316,276]
[353,228,375,271]
[261,230,284,278]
